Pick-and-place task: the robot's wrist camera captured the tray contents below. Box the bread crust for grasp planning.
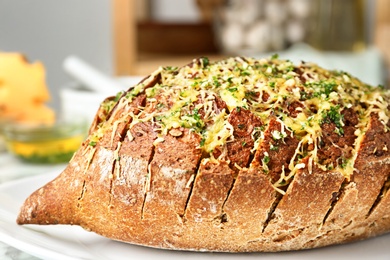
[16,57,390,252]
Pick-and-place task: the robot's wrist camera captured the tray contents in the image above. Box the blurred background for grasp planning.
[0,0,389,109]
[0,0,389,162]
[1,1,390,257]
[1,1,389,256]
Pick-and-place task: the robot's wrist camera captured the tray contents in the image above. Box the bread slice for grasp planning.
[17,57,390,252]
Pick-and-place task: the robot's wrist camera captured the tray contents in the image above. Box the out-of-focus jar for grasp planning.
[306,0,367,52]
[214,0,313,55]
[213,0,368,55]
[2,116,88,164]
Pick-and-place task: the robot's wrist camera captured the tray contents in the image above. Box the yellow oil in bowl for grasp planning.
[3,117,87,164]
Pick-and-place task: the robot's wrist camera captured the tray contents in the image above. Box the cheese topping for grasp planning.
[92,56,390,182]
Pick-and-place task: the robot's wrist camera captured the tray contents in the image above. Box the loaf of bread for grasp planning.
[17,57,390,252]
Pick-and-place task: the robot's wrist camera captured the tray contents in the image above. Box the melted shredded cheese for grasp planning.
[90,56,390,184]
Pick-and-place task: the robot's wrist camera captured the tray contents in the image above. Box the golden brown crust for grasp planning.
[143,129,202,221]
[16,143,89,226]
[16,145,390,252]
[322,115,390,230]
[262,162,345,250]
[16,57,390,252]
[185,160,234,222]
[223,168,276,240]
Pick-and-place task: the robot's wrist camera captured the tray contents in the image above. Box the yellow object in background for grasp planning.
[0,52,88,163]
[3,117,88,163]
[6,134,85,164]
[0,52,55,124]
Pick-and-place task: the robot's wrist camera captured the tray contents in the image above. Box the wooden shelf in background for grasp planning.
[112,0,137,75]
[137,21,218,55]
[112,0,223,76]
[375,0,390,85]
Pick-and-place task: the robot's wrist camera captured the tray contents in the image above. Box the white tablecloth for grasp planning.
[0,153,66,260]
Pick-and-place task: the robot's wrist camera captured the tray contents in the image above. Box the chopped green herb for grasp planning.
[200,137,206,147]
[339,157,348,169]
[322,105,344,135]
[299,91,311,101]
[114,91,123,102]
[213,76,221,87]
[165,66,178,71]
[271,130,286,140]
[193,108,201,120]
[270,144,279,151]
[311,81,337,99]
[263,155,270,164]
[245,91,257,98]
[262,153,270,173]
[201,57,209,67]
[240,70,251,76]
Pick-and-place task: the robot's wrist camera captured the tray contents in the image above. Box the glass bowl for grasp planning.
[2,116,88,164]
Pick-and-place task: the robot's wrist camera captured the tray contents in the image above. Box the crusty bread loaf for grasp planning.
[17,57,390,252]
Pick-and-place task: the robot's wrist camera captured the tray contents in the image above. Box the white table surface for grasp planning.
[0,153,67,260]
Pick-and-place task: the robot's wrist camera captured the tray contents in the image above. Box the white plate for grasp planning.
[0,171,390,260]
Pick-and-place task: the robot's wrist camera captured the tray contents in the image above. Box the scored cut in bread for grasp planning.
[17,56,390,252]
